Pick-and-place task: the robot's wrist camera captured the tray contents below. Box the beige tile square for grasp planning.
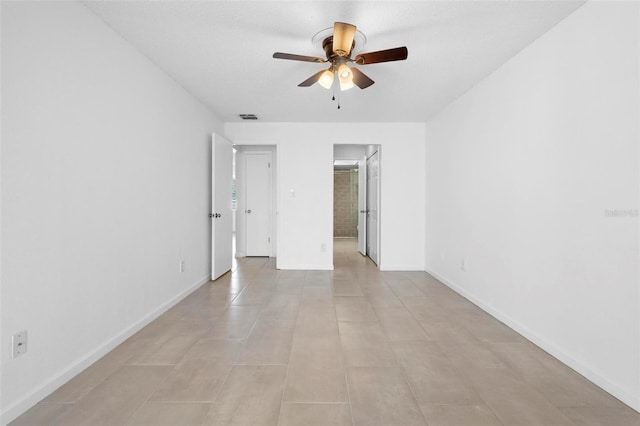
[301,286,334,306]
[9,402,74,426]
[274,281,305,295]
[392,341,482,405]
[465,367,575,426]
[338,322,397,367]
[420,404,502,426]
[149,358,232,402]
[332,280,365,296]
[366,294,405,309]
[283,364,348,403]
[43,353,125,403]
[289,333,343,367]
[205,306,261,339]
[55,365,172,426]
[335,302,377,322]
[128,334,200,365]
[374,307,430,341]
[294,306,339,339]
[385,279,426,297]
[204,365,287,425]
[347,366,425,425]
[259,294,300,320]
[183,338,244,362]
[231,284,272,306]
[278,403,352,426]
[236,319,296,365]
[125,402,211,425]
[560,406,640,426]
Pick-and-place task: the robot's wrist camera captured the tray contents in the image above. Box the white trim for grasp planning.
[1,274,210,425]
[425,268,640,414]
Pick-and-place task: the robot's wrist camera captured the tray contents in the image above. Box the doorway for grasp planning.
[333,144,380,266]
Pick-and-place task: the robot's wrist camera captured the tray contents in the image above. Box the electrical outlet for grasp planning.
[179,260,185,273]
[12,331,27,359]
[320,243,326,253]
[460,258,466,271]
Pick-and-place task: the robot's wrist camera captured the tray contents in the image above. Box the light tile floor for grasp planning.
[11,239,640,425]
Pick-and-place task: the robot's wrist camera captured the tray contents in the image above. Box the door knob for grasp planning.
[246,209,252,214]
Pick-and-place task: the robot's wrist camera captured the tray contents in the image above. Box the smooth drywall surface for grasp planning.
[425,1,639,410]
[226,122,426,271]
[1,2,222,422]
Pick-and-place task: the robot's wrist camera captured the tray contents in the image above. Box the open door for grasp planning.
[367,151,379,265]
[211,133,233,280]
[357,156,367,255]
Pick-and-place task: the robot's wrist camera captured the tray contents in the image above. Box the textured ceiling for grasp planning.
[84,1,585,123]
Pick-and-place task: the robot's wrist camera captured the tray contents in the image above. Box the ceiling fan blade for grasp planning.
[351,68,375,89]
[333,22,356,57]
[273,52,326,63]
[355,47,408,65]
[298,69,327,87]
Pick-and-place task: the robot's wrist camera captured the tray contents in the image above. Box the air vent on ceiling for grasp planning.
[239,114,258,120]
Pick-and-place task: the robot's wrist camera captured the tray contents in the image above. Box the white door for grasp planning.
[357,156,367,256]
[211,133,233,280]
[366,151,379,265]
[245,153,271,256]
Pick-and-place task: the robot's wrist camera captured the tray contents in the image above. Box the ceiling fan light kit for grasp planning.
[318,69,335,89]
[273,21,408,105]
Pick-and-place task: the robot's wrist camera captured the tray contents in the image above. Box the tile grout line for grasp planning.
[274,275,304,426]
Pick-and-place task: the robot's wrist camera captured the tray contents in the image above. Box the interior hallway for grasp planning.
[11,239,640,426]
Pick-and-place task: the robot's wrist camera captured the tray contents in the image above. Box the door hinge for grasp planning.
[268,237,271,243]
[268,162,271,168]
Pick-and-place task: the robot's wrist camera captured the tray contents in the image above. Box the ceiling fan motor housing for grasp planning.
[322,36,355,60]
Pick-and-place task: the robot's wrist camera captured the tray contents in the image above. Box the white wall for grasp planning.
[226,122,426,271]
[1,2,222,423]
[425,1,639,411]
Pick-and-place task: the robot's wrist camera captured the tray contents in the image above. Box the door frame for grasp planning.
[332,144,381,268]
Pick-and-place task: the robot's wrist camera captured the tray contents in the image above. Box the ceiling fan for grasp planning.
[273,22,408,92]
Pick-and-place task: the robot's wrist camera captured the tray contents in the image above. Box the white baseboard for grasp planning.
[425,268,640,414]
[1,273,211,426]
